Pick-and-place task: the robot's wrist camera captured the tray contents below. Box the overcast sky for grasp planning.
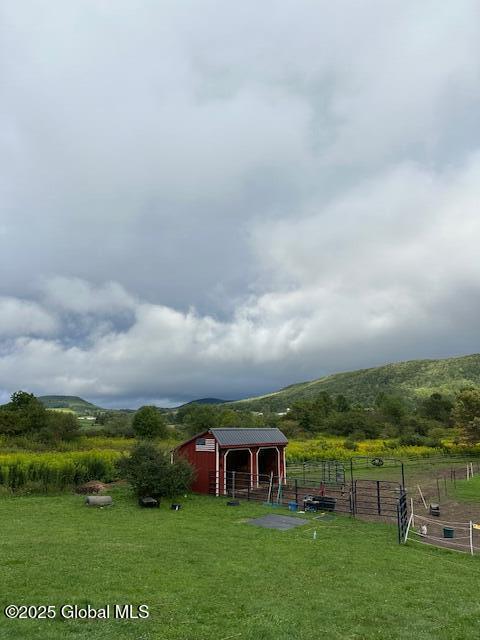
[1,1,480,407]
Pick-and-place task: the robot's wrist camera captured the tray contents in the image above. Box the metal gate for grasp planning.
[353,479,403,518]
[396,491,408,543]
[288,460,345,484]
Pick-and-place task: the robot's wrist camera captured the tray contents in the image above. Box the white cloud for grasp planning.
[0,1,480,404]
[1,150,480,403]
[0,297,57,338]
[40,276,136,315]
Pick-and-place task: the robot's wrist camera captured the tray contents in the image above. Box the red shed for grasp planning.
[175,428,288,495]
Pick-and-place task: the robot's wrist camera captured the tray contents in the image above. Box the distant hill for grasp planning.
[229,354,480,412]
[177,398,228,408]
[39,395,101,413]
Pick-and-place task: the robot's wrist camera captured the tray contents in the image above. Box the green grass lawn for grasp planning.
[1,489,479,640]
[451,475,480,503]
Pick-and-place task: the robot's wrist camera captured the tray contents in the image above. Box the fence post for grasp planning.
[376,480,381,515]
[247,475,250,501]
[232,471,236,499]
[470,521,474,556]
[397,504,401,544]
[295,478,298,506]
[404,512,413,544]
[267,471,273,503]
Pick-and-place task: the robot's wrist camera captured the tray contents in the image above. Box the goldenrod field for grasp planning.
[1,434,479,492]
[285,436,480,462]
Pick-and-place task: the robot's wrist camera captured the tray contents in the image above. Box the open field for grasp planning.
[1,488,480,640]
[451,475,480,503]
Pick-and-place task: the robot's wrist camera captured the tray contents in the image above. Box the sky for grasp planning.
[1,1,480,407]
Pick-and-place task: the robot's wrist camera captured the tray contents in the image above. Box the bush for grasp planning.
[43,412,80,443]
[117,442,194,501]
[343,438,358,451]
[325,410,382,439]
[101,414,134,437]
[398,433,442,448]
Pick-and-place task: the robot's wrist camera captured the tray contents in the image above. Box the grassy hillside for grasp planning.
[177,397,228,407]
[230,353,480,412]
[39,395,101,414]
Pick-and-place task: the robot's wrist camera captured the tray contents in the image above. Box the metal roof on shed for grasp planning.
[209,428,287,446]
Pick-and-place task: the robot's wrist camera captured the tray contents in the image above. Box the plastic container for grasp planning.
[288,501,298,512]
[443,527,455,539]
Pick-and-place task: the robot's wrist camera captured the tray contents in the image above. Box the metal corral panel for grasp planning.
[210,428,287,447]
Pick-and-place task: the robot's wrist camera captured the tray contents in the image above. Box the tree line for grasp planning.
[171,389,480,446]
[279,389,480,446]
[2,387,480,446]
[0,391,79,443]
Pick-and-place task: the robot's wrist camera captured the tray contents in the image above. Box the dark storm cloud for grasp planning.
[1,1,480,406]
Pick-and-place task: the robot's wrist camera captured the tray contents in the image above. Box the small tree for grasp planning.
[117,442,195,501]
[181,404,219,437]
[44,411,80,442]
[419,393,453,424]
[452,388,480,443]
[375,394,406,425]
[132,406,167,439]
[335,394,350,413]
[8,390,48,434]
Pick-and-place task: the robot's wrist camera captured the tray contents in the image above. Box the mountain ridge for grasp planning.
[38,395,101,413]
[227,353,480,411]
[34,353,480,413]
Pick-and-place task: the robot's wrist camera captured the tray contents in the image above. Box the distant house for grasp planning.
[174,428,288,495]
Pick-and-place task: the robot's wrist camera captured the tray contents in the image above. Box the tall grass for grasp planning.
[0,434,178,453]
[285,437,480,462]
[0,450,122,491]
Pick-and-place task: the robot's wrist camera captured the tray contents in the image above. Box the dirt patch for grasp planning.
[75,480,107,495]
